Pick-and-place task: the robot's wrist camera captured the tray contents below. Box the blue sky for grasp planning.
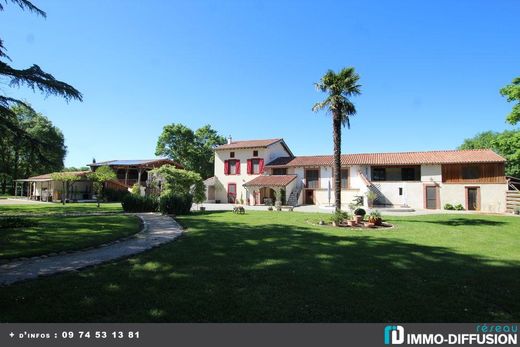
[1,0,519,167]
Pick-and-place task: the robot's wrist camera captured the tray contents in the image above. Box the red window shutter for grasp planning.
[247,159,252,174]
[236,160,241,174]
[259,159,264,174]
[224,160,229,175]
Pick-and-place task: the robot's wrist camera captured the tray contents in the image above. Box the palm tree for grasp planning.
[312,67,361,212]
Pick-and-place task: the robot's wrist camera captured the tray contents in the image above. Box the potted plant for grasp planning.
[354,208,366,223]
[367,210,382,226]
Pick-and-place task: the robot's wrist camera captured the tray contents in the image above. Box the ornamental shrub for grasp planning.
[159,192,192,215]
[104,188,130,202]
[444,203,455,210]
[121,195,159,212]
[454,204,465,211]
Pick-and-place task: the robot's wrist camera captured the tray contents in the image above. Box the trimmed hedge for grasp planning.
[104,188,130,202]
[159,192,192,215]
[121,195,159,212]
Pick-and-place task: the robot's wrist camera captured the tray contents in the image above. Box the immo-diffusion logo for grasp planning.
[385,325,405,345]
[383,324,518,345]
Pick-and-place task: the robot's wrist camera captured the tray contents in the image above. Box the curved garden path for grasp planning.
[0,213,183,286]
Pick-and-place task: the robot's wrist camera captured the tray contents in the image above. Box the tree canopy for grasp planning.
[155,124,226,178]
[500,77,520,125]
[0,0,81,167]
[151,165,204,198]
[313,67,361,212]
[0,104,66,193]
[459,130,520,178]
[0,0,83,126]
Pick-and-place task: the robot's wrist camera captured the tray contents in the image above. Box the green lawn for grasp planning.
[0,211,519,322]
[0,202,123,215]
[0,215,140,259]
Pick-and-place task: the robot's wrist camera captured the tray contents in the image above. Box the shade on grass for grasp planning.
[0,202,123,215]
[0,215,140,259]
[0,211,519,322]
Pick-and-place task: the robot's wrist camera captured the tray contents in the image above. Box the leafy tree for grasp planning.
[459,131,499,151]
[50,172,82,205]
[63,166,90,172]
[155,124,226,178]
[151,165,205,198]
[312,67,361,212]
[458,130,520,178]
[500,77,520,125]
[0,104,66,193]
[0,0,81,164]
[87,166,116,207]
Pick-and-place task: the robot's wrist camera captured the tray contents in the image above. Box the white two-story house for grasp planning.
[206,137,508,212]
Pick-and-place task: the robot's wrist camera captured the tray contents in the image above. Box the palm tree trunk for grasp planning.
[332,110,342,212]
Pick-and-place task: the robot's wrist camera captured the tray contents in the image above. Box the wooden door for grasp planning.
[467,187,480,211]
[305,190,314,205]
[425,186,438,209]
[227,183,237,203]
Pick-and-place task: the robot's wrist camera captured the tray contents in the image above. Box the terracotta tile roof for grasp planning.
[266,149,505,167]
[215,139,282,150]
[266,155,333,167]
[88,158,182,168]
[28,171,90,180]
[243,175,297,187]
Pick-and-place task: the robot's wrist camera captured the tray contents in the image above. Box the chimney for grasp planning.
[227,135,232,144]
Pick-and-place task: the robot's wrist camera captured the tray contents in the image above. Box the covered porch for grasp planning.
[14,172,93,202]
[243,175,297,206]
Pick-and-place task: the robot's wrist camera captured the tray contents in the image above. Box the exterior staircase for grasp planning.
[506,190,520,214]
[287,180,303,206]
[105,179,131,192]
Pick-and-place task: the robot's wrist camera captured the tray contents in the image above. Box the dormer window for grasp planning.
[253,150,258,157]
[230,152,235,158]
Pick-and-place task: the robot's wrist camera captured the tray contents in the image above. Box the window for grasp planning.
[272,168,287,175]
[229,160,237,175]
[462,166,480,180]
[224,159,240,175]
[253,150,258,157]
[230,152,235,158]
[402,167,419,181]
[252,159,260,174]
[372,168,386,181]
[399,187,403,196]
[372,166,420,181]
[341,169,349,189]
[305,169,319,188]
[247,158,264,174]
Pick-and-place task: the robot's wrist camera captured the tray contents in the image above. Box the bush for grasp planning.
[0,217,37,229]
[354,208,366,217]
[444,203,455,210]
[159,192,192,215]
[131,184,141,195]
[104,188,130,202]
[121,195,158,212]
[454,204,465,211]
[330,211,350,224]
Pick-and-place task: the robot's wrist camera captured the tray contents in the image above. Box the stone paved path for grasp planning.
[0,213,183,286]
